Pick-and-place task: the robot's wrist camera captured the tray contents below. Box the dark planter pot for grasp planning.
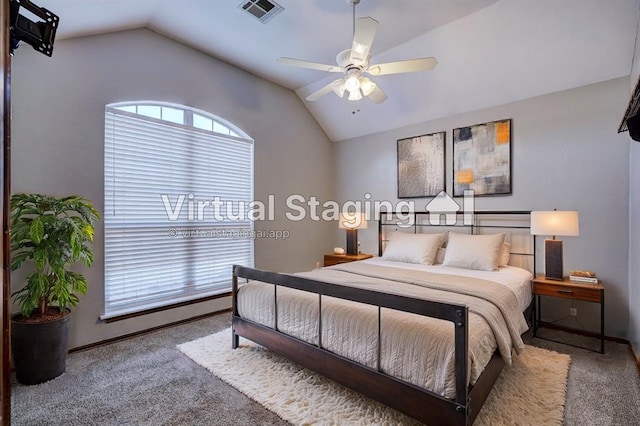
[11,311,71,385]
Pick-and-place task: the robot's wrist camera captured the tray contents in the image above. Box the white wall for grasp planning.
[11,29,334,348]
[334,77,631,338]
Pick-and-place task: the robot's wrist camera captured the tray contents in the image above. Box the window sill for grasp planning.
[100,292,232,323]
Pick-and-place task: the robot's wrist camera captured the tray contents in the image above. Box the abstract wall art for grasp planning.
[397,131,445,198]
[452,119,511,196]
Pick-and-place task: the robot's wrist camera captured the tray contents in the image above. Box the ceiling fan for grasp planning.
[277,0,438,104]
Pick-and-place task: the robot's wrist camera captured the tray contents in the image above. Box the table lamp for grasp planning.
[339,213,368,255]
[530,210,579,280]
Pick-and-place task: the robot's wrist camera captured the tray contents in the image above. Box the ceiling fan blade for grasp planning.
[367,57,438,76]
[305,79,346,101]
[277,57,343,73]
[350,17,379,65]
[367,86,388,104]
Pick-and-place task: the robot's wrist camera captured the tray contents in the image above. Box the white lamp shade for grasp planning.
[332,81,346,98]
[359,77,376,96]
[347,89,363,101]
[530,211,579,237]
[345,75,360,92]
[339,213,368,229]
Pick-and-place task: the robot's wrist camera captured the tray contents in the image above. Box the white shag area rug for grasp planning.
[178,328,570,425]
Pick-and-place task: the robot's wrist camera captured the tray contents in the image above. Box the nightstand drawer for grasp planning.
[533,282,602,302]
[324,258,343,267]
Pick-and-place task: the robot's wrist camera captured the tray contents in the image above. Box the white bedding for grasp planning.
[362,257,533,311]
[236,261,531,399]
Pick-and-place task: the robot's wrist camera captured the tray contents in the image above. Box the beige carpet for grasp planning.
[178,328,570,425]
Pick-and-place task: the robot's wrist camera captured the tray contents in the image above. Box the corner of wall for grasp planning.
[628,1,640,358]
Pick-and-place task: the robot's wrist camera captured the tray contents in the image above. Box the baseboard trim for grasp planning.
[537,321,628,344]
[632,343,640,374]
[70,308,231,354]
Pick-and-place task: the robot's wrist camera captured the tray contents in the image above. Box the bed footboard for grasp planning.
[231,265,504,425]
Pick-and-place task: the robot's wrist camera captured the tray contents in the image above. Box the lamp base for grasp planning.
[544,239,564,280]
[346,229,358,255]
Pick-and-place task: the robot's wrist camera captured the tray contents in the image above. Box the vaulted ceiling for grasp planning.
[37,0,640,141]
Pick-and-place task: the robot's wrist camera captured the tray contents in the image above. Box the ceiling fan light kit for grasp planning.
[277,0,437,105]
[332,81,347,98]
[359,77,376,96]
[345,72,360,92]
[348,89,362,102]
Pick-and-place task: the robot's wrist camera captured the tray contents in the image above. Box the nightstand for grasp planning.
[323,253,373,267]
[532,274,605,353]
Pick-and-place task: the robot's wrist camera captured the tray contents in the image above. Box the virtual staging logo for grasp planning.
[159,190,475,227]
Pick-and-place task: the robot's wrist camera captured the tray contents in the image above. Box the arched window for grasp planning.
[103,102,254,318]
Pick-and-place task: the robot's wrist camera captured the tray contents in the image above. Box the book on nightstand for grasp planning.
[569,270,598,284]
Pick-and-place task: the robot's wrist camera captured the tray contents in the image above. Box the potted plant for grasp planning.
[10,193,100,385]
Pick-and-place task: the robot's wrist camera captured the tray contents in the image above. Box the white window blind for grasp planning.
[103,104,254,318]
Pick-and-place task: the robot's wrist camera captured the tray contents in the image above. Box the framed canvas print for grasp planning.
[397,131,445,198]
[452,119,511,196]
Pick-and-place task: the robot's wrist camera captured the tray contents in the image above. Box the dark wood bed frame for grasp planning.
[232,211,534,425]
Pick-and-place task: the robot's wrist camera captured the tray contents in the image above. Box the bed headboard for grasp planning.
[378,211,536,274]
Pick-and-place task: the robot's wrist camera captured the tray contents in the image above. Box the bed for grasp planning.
[232,211,535,425]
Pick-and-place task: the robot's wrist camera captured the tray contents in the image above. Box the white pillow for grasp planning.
[499,242,511,267]
[442,232,506,271]
[382,232,444,265]
[436,240,509,266]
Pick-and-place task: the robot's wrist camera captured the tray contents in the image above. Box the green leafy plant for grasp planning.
[10,194,100,318]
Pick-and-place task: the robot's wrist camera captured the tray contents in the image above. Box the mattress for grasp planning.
[236,261,530,399]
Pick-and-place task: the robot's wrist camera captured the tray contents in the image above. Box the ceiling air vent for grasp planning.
[239,0,284,24]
